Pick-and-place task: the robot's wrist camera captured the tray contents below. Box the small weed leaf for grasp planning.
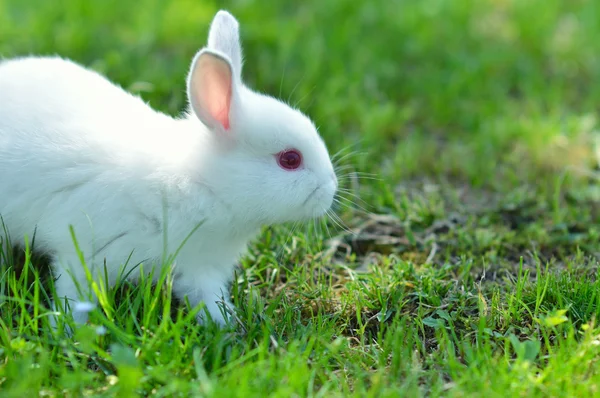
[483,328,504,338]
[422,316,446,330]
[376,308,394,323]
[436,309,452,322]
[537,309,570,328]
[508,334,541,363]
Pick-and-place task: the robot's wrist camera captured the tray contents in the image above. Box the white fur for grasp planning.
[0,10,337,326]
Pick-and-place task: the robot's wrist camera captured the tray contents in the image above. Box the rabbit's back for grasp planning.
[0,56,171,156]
[0,57,186,257]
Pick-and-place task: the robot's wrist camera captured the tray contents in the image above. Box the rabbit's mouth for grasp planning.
[302,182,336,217]
[302,186,319,206]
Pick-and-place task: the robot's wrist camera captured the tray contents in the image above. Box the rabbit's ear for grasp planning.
[187,50,236,132]
[207,10,242,79]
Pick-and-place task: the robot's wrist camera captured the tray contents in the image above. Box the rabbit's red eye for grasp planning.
[277,149,303,170]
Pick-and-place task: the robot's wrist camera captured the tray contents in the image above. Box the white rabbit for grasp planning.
[0,10,337,327]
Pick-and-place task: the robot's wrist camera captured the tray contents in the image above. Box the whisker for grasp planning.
[334,163,360,171]
[279,65,286,98]
[325,209,341,231]
[327,210,353,235]
[333,196,372,215]
[334,166,362,175]
[322,216,332,240]
[304,94,317,111]
[336,171,380,178]
[336,216,355,236]
[331,144,357,162]
[287,74,306,105]
[336,189,371,209]
[336,186,366,195]
[336,174,382,182]
[294,85,316,109]
[331,140,366,163]
[333,150,367,166]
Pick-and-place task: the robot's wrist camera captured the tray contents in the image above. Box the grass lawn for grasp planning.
[1,0,600,396]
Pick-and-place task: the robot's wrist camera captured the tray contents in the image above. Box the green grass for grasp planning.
[1,0,600,396]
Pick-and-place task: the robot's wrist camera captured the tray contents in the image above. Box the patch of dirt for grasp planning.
[326,179,599,273]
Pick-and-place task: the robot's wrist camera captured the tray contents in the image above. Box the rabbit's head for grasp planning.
[186,11,337,225]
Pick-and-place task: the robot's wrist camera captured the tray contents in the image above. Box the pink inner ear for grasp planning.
[195,55,232,130]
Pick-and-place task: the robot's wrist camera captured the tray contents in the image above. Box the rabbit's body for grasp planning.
[0,56,256,323]
[0,11,337,327]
